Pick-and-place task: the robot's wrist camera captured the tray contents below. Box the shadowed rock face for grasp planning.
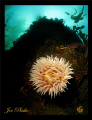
[4,17,83,96]
[5,17,82,68]
[4,17,88,115]
[12,17,82,50]
[23,43,88,115]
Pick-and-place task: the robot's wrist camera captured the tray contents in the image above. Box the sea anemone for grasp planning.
[29,55,74,98]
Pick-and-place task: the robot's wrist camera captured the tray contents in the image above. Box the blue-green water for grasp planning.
[5,5,88,50]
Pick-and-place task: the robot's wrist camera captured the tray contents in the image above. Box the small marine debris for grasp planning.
[77,106,83,113]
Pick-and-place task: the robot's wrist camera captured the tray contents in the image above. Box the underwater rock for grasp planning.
[25,41,88,93]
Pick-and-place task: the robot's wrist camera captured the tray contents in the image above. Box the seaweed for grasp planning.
[73,25,88,46]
